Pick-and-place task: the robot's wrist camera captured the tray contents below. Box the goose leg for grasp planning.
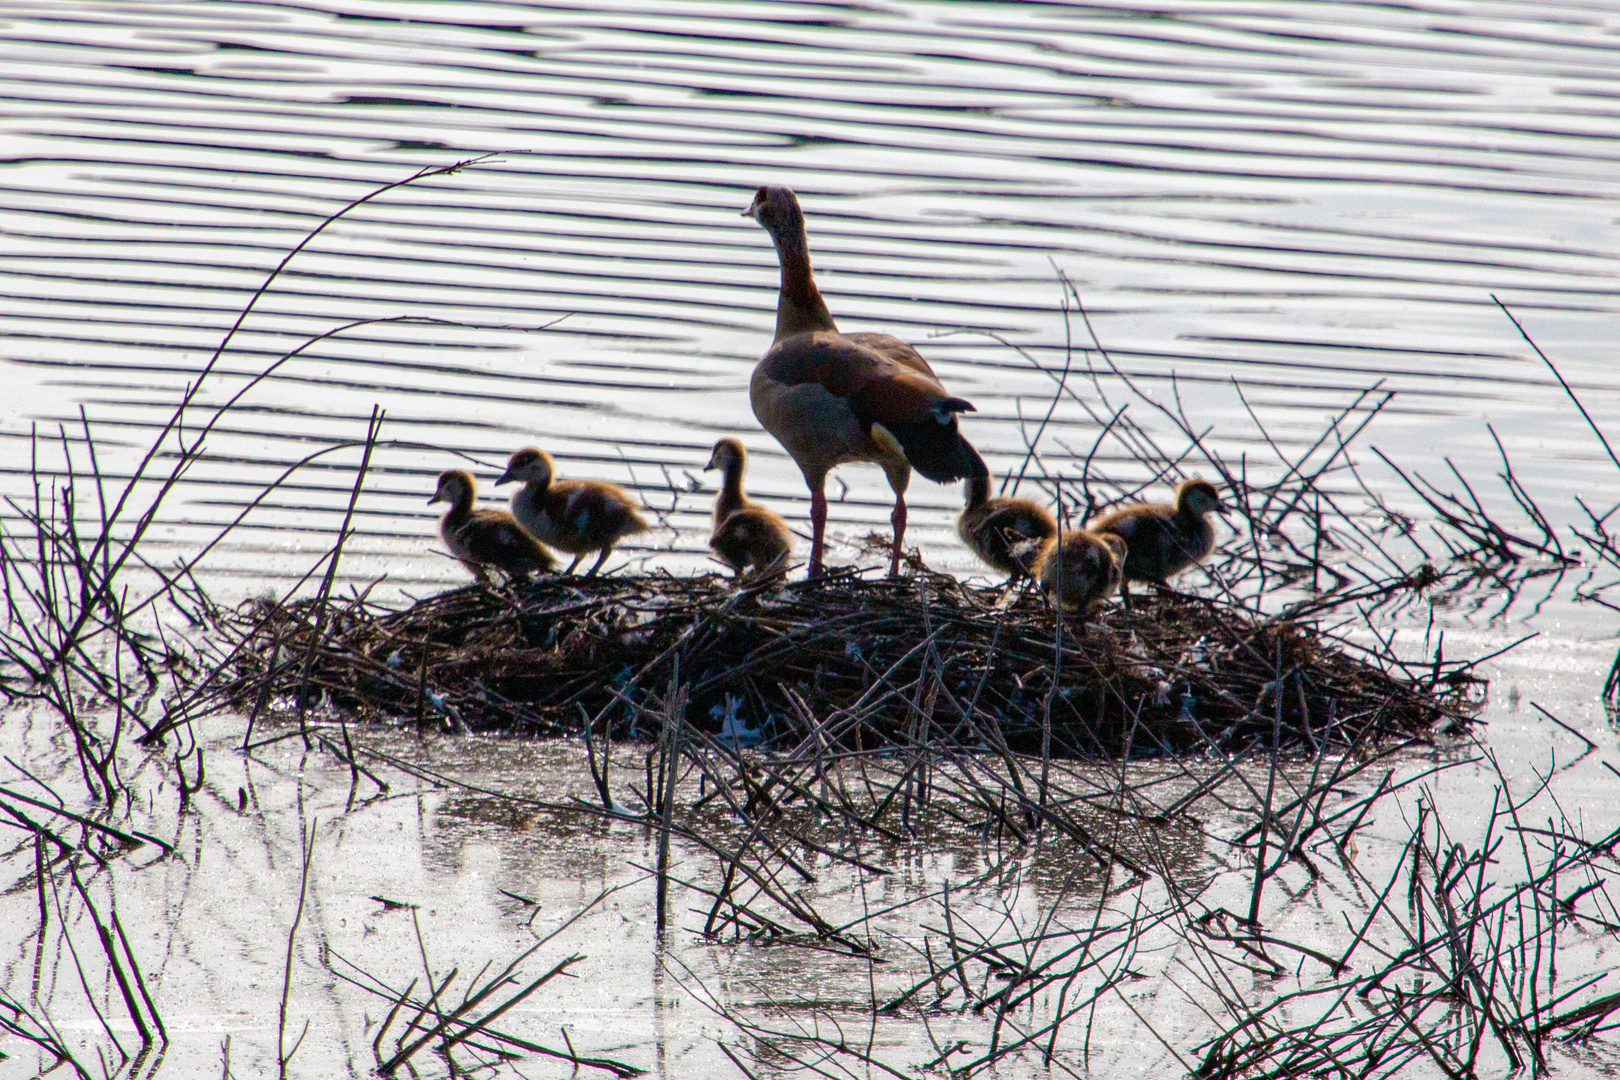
[883,462,910,578]
[808,485,828,576]
[565,553,584,575]
[586,547,611,577]
[889,494,907,577]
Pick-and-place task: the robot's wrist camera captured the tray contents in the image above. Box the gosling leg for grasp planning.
[564,553,584,575]
[586,547,612,577]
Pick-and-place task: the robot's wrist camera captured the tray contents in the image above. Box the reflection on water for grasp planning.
[1,0,1617,620]
[0,721,1211,1076]
[0,630,1614,1077]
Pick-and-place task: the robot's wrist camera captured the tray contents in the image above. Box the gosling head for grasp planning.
[1070,535,1111,580]
[705,438,747,474]
[1177,478,1227,517]
[1099,533,1126,590]
[429,469,475,508]
[741,185,805,245]
[497,447,554,488]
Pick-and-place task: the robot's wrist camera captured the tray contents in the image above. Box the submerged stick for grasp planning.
[278,816,318,1078]
[655,659,686,937]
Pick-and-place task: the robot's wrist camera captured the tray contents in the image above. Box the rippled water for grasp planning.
[3,5,1619,1075]
[3,0,1618,607]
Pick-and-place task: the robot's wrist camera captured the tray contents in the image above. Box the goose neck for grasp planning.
[770,227,837,341]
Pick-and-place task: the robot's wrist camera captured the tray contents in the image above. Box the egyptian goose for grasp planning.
[495,447,650,576]
[1034,530,1126,613]
[742,185,986,576]
[957,473,1058,579]
[1088,478,1227,601]
[429,469,556,582]
[704,438,793,575]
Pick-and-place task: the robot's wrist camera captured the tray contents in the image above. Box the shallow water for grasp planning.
[2,0,1618,616]
[0,631,1616,1077]
[2,1,1619,1076]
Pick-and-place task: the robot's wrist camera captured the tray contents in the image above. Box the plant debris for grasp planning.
[213,566,1479,756]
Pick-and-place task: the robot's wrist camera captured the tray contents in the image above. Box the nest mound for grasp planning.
[217,569,1476,756]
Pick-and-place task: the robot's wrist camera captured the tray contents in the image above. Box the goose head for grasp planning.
[742,185,805,249]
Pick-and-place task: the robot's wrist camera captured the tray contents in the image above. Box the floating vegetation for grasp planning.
[207,564,1478,757]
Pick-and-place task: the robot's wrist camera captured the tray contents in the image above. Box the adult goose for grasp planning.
[496,447,650,576]
[743,185,986,576]
[429,469,556,582]
[957,473,1058,580]
[704,437,793,576]
[1088,478,1226,603]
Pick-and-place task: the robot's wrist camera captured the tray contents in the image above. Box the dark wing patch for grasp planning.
[852,368,959,428]
[874,417,986,484]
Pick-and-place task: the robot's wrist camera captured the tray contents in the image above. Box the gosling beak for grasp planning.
[703,453,719,472]
[740,204,756,219]
[495,469,516,486]
[427,493,444,505]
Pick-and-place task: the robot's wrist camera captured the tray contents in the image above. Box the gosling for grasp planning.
[1034,530,1126,614]
[497,447,651,576]
[1089,478,1227,604]
[704,438,793,576]
[429,469,557,582]
[957,473,1057,580]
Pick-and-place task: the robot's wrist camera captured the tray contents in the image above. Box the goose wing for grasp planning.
[760,331,985,484]
[840,331,937,379]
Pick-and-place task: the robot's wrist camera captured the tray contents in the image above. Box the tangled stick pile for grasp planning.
[214,567,1477,756]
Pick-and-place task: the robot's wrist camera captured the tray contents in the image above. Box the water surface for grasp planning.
[2,0,1617,615]
[2,3,1619,1076]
